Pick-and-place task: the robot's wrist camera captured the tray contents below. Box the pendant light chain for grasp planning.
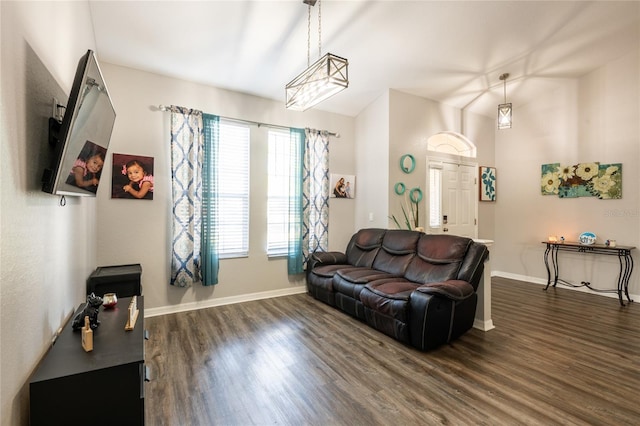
[307,4,311,67]
[503,78,507,103]
[318,0,322,59]
[306,0,323,65]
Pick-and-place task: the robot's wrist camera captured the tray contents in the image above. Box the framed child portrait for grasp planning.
[111,153,154,200]
[65,140,108,194]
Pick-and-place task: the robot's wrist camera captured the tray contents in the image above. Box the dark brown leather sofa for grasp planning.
[306,228,489,350]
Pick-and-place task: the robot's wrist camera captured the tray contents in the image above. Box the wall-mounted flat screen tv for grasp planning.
[42,49,116,197]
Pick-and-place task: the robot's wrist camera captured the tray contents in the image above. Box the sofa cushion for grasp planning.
[416,280,475,301]
[360,278,420,343]
[335,267,399,284]
[311,264,356,279]
[403,234,471,283]
[361,278,419,323]
[345,228,385,268]
[333,268,399,300]
[363,278,418,302]
[372,229,420,275]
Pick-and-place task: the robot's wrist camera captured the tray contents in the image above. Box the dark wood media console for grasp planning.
[29,297,147,426]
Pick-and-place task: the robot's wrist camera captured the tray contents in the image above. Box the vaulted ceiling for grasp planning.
[89,1,640,118]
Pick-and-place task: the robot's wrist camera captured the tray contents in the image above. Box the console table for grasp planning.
[29,297,147,425]
[542,241,635,306]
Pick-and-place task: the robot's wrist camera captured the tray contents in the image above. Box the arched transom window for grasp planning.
[427,131,476,158]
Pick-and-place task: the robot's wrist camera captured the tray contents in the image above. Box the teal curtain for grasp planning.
[287,128,305,274]
[201,114,220,285]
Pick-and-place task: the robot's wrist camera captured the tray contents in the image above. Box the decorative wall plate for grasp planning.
[400,154,415,174]
[579,232,597,245]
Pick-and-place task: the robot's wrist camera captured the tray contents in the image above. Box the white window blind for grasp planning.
[267,129,292,256]
[429,167,442,228]
[217,120,250,258]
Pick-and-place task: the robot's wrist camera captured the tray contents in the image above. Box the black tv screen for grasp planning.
[42,49,115,197]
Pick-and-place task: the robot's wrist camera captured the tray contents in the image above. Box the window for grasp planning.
[427,131,476,157]
[429,166,442,228]
[216,120,250,258]
[267,129,294,256]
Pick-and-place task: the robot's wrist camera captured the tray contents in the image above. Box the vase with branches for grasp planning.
[390,192,420,230]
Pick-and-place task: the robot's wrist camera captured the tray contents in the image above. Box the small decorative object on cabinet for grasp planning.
[579,231,597,245]
[71,292,103,330]
[102,292,118,308]
[29,297,148,426]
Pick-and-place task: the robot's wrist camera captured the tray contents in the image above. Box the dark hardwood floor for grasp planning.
[144,277,640,425]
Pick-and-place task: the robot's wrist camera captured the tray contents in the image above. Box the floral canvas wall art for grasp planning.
[540,162,621,199]
[541,163,561,195]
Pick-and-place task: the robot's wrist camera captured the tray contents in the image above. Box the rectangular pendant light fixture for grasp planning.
[286,53,348,111]
[498,102,512,129]
[497,73,512,129]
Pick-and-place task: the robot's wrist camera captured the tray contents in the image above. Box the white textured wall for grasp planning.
[494,50,640,298]
[0,2,98,425]
[386,90,495,235]
[354,91,390,230]
[353,90,494,237]
[96,63,356,312]
[464,110,496,241]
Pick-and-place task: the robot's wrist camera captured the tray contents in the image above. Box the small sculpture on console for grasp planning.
[72,293,103,330]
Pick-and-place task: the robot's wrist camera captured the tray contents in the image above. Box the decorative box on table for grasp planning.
[87,263,142,298]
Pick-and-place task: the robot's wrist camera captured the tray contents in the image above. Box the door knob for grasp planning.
[443,228,448,232]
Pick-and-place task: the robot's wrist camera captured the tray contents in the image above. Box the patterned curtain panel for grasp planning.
[169,106,204,287]
[302,129,330,263]
[287,128,305,274]
[201,114,220,285]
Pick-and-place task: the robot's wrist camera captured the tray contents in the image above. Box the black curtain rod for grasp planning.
[157,104,340,138]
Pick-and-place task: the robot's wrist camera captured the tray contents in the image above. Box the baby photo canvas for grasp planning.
[111,153,154,200]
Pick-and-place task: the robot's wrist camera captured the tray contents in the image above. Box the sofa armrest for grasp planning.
[415,280,475,301]
[307,251,348,271]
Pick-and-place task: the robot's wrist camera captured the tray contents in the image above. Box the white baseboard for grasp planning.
[145,272,636,319]
[492,271,639,302]
[144,286,308,318]
[492,271,548,285]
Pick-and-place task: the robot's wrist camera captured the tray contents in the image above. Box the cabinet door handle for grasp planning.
[139,364,150,398]
[144,365,151,382]
[144,329,150,340]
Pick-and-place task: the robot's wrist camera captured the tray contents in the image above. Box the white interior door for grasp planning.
[428,158,478,238]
